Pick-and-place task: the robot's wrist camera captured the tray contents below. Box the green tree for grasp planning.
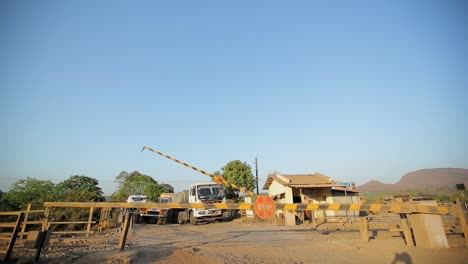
[220,160,255,200]
[112,171,164,202]
[0,189,5,211]
[49,175,105,230]
[1,177,55,210]
[160,183,174,193]
[54,175,105,202]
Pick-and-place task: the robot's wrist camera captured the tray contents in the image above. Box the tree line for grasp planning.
[0,160,256,211]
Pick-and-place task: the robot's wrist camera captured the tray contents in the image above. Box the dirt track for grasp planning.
[11,218,462,264]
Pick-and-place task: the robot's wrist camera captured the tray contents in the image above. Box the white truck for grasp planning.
[167,182,228,225]
[136,193,174,224]
[126,195,149,223]
[128,182,228,225]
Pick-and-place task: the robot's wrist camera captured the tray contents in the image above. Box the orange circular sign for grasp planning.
[254,195,276,219]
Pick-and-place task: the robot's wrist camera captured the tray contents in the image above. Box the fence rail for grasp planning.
[44,201,455,215]
[1,199,466,262]
[0,211,24,262]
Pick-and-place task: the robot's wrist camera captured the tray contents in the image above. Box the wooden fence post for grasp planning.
[87,207,94,237]
[34,230,52,263]
[119,212,132,251]
[98,208,107,233]
[455,198,468,247]
[360,216,369,241]
[20,204,32,239]
[42,207,49,232]
[4,213,25,262]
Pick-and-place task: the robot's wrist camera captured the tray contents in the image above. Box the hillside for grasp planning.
[358,168,468,192]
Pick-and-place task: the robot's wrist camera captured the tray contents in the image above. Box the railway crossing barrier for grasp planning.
[137,146,467,247]
[1,198,466,260]
[41,197,467,249]
[42,200,456,215]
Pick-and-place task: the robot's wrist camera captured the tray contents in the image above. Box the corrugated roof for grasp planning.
[263,173,346,190]
[290,184,345,188]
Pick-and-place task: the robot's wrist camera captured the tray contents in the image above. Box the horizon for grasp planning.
[3,166,468,195]
[1,1,467,196]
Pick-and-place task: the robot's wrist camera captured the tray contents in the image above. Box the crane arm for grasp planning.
[141,146,254,196]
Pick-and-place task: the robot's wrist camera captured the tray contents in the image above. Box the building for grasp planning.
[262,172,360,226]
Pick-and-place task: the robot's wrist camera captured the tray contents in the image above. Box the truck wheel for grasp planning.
[189,211,197,225]
[168,210,177,223]
[178,212,185,224]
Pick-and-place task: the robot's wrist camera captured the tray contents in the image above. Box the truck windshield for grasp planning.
[128,196,147,203]
[211,186,223,196]
[198,187,211,196]
[197,185,225,199]
[159,198,171,203]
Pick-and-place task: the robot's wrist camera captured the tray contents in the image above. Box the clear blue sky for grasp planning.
[1,1,467,195]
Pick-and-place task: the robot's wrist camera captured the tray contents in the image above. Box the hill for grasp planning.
[358,168,468,192]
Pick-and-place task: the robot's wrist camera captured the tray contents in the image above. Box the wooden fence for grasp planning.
[0,199,467,262]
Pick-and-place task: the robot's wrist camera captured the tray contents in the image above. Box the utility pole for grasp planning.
[255,156,259,195]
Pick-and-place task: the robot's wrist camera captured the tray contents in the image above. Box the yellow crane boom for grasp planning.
[141,146,254,196]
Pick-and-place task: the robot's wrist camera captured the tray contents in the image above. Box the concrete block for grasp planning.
[410,213,448,248]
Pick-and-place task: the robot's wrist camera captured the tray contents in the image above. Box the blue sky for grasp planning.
[1,1,467,195]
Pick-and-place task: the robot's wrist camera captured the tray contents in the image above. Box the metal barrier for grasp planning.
[43,201,455,215]
[0,199,460,260]
[42,200,467,249]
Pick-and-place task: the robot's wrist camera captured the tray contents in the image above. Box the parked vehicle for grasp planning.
[137,193,174,224]
[128,182,228,225]
[168,182,228,225]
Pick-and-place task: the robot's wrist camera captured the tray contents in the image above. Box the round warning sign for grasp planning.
[254,195,276,219]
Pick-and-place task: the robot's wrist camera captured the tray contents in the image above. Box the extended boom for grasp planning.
[141,146,254,196]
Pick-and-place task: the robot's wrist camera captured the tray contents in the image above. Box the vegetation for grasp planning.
[0,171,175,212]
[54,175,105,202]
[0,172,174,231]
[111,171,168,202]
[160,183,174,193]
[217,160,255,201]
[0,189,4,210]
[0,176,105,211]
[0,177,55,211]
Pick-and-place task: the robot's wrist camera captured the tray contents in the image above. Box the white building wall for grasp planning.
[268,181,288,198]
[267,181,295,226]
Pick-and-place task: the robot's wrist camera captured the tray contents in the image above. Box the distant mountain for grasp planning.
[358,168,468,192]
[358,180,398,192]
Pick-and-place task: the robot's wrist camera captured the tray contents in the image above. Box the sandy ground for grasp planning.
[5,218,468,264]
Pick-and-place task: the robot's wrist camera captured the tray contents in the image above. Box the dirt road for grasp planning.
[60,219,467,264]
[7,218,468,263]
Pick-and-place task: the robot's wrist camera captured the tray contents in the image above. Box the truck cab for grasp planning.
[132,193,175,224]
[132,183,228,225]
[126,195,148,213]
[126,195,148,223]
[127,195,148,203]
[189,182,225,203]
[186,182,226,223]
